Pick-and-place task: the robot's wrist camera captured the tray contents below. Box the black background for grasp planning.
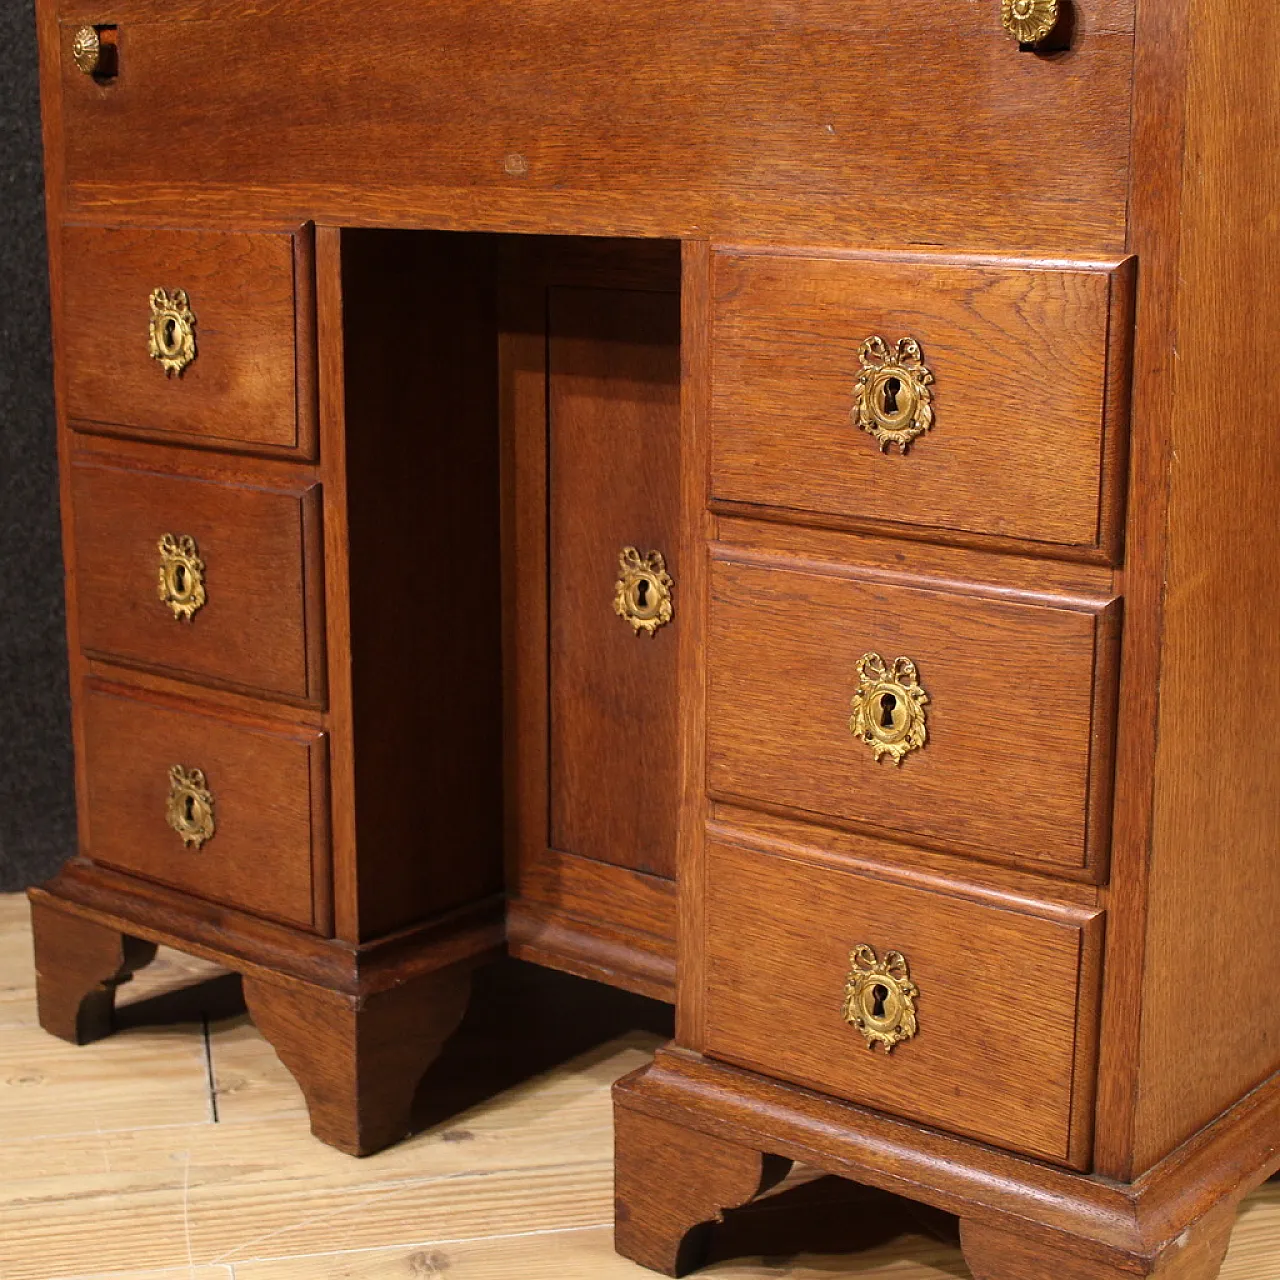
[0,0,75,890]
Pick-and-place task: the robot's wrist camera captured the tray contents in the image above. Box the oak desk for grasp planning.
[28,2,1280,1277]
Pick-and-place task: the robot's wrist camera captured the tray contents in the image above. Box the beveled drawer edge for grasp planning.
[708,805,1103,921]
[713,242,1136,277]
[708,537,1119,616]
[707,815,1103,930]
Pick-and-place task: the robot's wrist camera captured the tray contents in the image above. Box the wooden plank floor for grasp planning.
[2,892,1277,1280]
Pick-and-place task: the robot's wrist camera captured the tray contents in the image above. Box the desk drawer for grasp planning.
[711,251,1133,552]
[81,683,330,932]
[707,554,1120,875]
[703,838,1103,1168]
[61,225,315,457]
[54,4,1133,254]
[70,457,324,702]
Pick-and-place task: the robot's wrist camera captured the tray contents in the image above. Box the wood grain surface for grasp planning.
[69,454,323,703]
[53,1,1134,253]
[502,240,682,993]
[79,682,329,933]
[547,285,682,879]
[706,552,1119,875]
[61,225,309,455]
[4,895,1280,1279]
[711,251,1134,552]
[701,838,1101,1167]
[1126,0,1280,1176]
[336,230,504,940]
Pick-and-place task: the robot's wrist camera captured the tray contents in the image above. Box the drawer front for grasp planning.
[711,252,1133,551]
[703,838,1102,1167]
[71,459,324,702]
[82,684,329,932]
[61,225,314,456]
[707,555,1120,874]
[55,4,1133,254]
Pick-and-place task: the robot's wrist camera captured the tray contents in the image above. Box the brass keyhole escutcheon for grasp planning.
[842,945,919,1052]
[157,533,207,621]
[165,765,215,850]
[614,547,674,636]
[849,652,928,765]
[1002,0,1060,44]
[148,287,197,376]
[852,336,935,454]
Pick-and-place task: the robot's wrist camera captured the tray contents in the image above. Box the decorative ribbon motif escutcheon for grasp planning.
[148,288,197,376]
[157,533,207,622]
[852,336,935,454]
[165,765,215,850]
[1001,0,1060,44]
[849,652,929,766]
[614,546,674,636]
[842,945,919,1052]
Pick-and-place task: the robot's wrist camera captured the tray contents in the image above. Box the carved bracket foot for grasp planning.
[613,1094,792,1277]
[30,895,159,1044]
[242,964,473,1156]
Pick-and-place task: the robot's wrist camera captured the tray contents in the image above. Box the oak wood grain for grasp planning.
[70,455,324,703]
[61,224,312,456]
[29,895,157,1043]
[1129,0,1280,1176]
[547,285,682,879]
[701,838,1102,1167]
[706,553,1119,876]
[79,681,329,933]
[338,230,504,940]
[711,252,1134,552]
[242,965,473,1156]
[54,1,1135,254]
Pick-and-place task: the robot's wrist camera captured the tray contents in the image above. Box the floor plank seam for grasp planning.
[201,1013,219,1124]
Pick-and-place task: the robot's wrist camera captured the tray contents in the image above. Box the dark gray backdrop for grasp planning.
[0,0,75,890]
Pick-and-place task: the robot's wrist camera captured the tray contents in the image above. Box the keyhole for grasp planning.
[174,564,186,593]
[880,692,898,728]
[184,794,196,823]
[636,578,650,609]
[871,985,889,1019]
[164,317,177,347]
[882,377,901,415]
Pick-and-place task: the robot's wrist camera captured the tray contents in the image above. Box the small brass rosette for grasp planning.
[157,533,206,621]
[842,945,919,1052]
[71,25,101,75]
[614,546,674,636]
[849,652,928,766]
[1001,0,1059,44]
[148,287,197,376]
[166,765,215,850]
[853,336,935,454]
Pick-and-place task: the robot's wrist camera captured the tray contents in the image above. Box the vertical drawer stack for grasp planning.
[57,224,332,934]
[696,246,1134,1169]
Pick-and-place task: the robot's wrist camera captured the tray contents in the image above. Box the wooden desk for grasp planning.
[28,2,1280,1277]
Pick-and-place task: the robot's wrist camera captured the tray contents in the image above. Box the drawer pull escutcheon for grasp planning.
[852,337,934,454]
[614,547,674,636]
[157,533,207,621]
[71,25,101,74]
[165,765,215,850]
[148,288,198,376]
[842,944,919,1052]
[849,652,928,765]
[1001,0,1059,44]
